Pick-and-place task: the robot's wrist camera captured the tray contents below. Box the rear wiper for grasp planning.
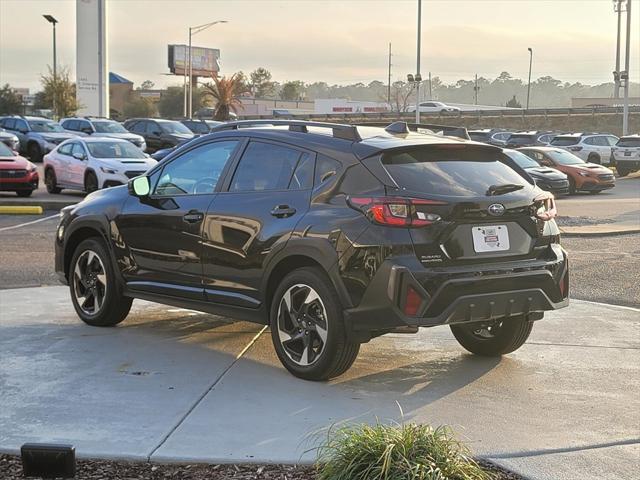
[486,183,525,196]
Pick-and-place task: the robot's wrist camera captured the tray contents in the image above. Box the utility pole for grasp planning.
[526,47,533,110]
[613,0,623,98]
[428,71,432,100]
[43,15,58,118]
[387,42,392,105]
[622,0,631,135]
[474,74,479,105]
[415,0,422,124]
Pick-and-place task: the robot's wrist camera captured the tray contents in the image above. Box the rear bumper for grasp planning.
[344,248,569,338]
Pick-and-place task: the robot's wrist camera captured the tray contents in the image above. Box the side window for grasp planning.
[79,120,92,132]
[146,122,160,135]
[314,155,340,186]
[229,141,302,192]
[3,119,15,129]
[288,153,314,190]
[58,143,73,156]
[129,122,144,134]
[155,140,239,196]
[583,137,596,146]
[15,119,28,131]
[71,143,86,159]
[606,136,618,146]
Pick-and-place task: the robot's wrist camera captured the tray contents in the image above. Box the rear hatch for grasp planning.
[362,144,554,267]
[613,137,640,160]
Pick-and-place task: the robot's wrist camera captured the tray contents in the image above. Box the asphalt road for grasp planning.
[0,212,638,307]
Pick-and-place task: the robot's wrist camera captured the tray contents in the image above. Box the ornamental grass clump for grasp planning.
[316,423,493,480]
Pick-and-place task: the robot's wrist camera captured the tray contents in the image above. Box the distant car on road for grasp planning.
[519,146,615,195]
[0,115,78,162]
[611,135,640,177]
[0,127,20,151]
[123,118,194,152]
[406,101,460,115]
[550,133,619,165]
[44,137,156,194]
[468,129,514,146]
[60,117,147,151]
[502,149,569,195]
[504,131,558,149]
[0,141,39,197]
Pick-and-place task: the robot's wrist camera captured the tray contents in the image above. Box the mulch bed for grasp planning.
[1,454,521,479]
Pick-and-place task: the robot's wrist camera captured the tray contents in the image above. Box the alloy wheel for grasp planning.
[72,250,107,315]
[276,284,328,366]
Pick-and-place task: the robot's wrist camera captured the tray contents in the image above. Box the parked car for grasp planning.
[519,146,615,194]
[0,127,20,151]
[406,101,460,115]
[55,120,569,380]
[611,135,640,177]
[0,141,39,197]
[468,129,514,147]
[504,131,557,149]
[123,118,194,152]
[0,115,78,161]
[180,119,223,134]
[44,137,156,194]
[549,133,619,165]
[502,149,569,195]
[60,117,147,151]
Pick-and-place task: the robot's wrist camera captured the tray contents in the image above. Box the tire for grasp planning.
[45,168,62,194]
[28,143,43,163]
[84,171,99,193]
[16,190,33,197]
[69,238,132,327]
[270,267,360,381]
[568,177,577,195]
[616,166,630,177]
[587,153,600,165]
[450,315,534,356]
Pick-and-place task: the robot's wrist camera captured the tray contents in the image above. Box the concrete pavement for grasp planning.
[1,286,638,479]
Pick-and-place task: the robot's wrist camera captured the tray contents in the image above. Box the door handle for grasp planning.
[270,205,296,218]
[183,210,204,223]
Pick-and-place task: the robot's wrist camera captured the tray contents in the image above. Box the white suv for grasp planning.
[44,137,156,194]
[612,135,640,177]
[549,133,619,165]
[406,101,460,115]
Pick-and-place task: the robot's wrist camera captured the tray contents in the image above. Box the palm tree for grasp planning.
[203,73,245,120]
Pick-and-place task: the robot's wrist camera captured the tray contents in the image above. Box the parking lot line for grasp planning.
[0,213,60,232]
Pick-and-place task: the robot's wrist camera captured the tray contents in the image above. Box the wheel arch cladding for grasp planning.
[64,223,109,280]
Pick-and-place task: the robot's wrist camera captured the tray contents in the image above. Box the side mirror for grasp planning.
[13,150,20,156]
[72,152,86,160]
[151,130,162,136]
[129,176,150,197]
[81,128,93,134]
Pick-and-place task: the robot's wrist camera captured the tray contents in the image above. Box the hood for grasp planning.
[573,163,613,173]
[41,132,78,141]
[94,133,144,142]
[525,166,567,180]
[0,154,32,170]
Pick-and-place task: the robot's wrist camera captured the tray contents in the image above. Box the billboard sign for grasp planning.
[168,45,220,77]
[76,0,108,116]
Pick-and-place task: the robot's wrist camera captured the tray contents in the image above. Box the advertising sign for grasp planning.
[76,0,108,116]
[168,45,220,77]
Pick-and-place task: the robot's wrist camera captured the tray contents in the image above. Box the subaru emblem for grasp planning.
[488,204,505,216]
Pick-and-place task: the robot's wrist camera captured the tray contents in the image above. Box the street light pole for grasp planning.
[43,15,58,117]
[185,20,227,119]
[613,0,623,98]
[415,0,422,124]
[526,47,533,110]
[622,0,631,135]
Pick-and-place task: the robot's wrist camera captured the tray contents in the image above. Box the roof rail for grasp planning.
[210,119,362,142]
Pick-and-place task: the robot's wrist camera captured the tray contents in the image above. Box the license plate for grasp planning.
[625,151,631,156]
[472,225,510,253]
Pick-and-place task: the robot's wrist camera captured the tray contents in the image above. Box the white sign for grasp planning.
[76,0,108,116]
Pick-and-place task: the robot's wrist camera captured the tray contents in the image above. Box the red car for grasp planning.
[0,141,39,197]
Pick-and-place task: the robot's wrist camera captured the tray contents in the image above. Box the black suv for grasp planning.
[505,131,558,149]
[123,118,194,152]
[54,120,569,380]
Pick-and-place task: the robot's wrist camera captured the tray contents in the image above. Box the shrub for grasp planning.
[316,423,493,480]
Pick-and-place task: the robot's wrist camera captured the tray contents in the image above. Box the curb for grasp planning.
[0,200,77,211]
[0,206,43,215]
[560,228,640,238]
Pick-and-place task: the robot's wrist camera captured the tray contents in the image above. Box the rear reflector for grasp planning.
[404,286,423,316]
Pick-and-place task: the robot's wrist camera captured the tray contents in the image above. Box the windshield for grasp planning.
[86,141,147,159]
[0,142,13,156]
[93,121,128,134]
[28,121,65,133]
[545,149,585,165]
[159,121,192,135]
[504,150,540,168]
[508,135,534,143]
[616,137,640,148]
[382,147,528,197]
[551,136,580,146]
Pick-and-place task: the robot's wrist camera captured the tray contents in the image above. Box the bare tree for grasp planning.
[389,81,416,114]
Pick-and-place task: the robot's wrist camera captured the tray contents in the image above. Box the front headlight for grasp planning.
[100,166,118,174]
[57,223,65,241]
[577,171,590,177]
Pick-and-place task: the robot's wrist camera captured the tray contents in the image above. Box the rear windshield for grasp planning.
[616,137,640,147]
[551,136,580,146]
[382,147,529,197]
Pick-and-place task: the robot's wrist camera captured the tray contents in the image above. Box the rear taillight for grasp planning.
[534,192,557,221]
[404,286,423,316]
[347,196,446,227]
[569,146,583,152]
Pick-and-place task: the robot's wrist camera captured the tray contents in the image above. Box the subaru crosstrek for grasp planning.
[54,120,569,380]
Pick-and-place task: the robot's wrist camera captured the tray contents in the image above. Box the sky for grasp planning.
[0,0,638,93]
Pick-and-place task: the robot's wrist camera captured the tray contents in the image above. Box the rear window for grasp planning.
[468,132,489,141]
[551,136,580,146]
[382,147,529,197]
[616,137,640,148]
